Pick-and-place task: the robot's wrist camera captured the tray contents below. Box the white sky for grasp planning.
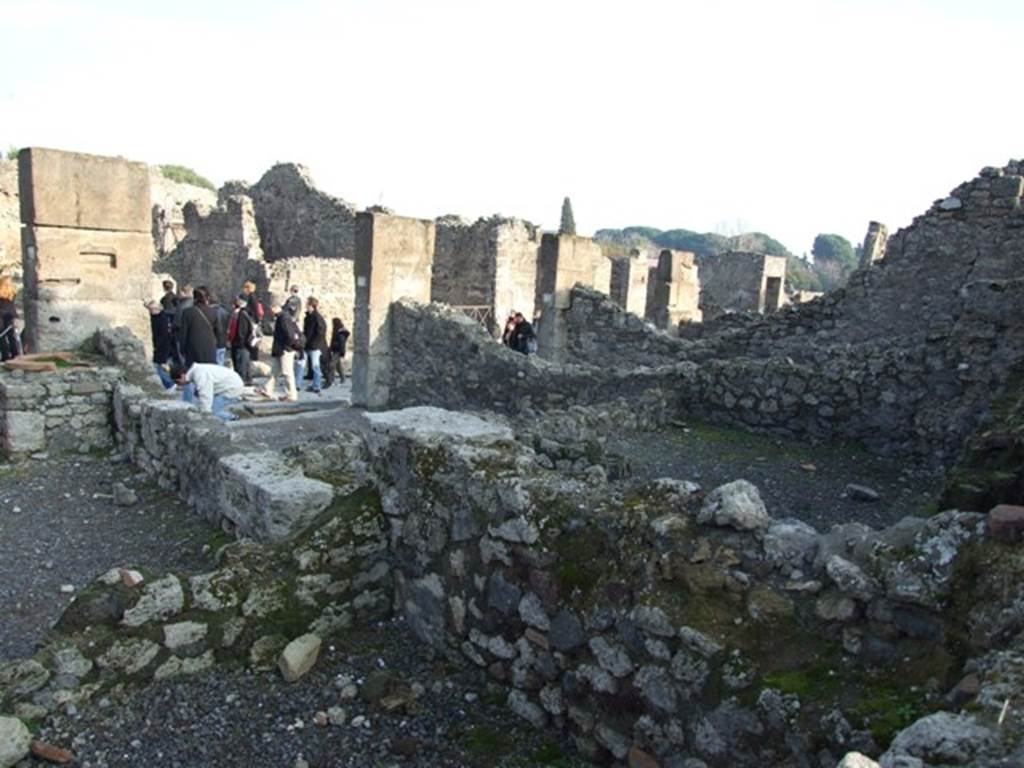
[2,0,1022,255]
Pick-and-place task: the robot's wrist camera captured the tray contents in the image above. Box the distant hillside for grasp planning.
[595,225,856,293]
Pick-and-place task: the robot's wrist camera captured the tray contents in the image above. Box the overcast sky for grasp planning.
[2,0,1021,255]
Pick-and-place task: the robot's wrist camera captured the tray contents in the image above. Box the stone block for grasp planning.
[3,410,46,455]
[279,633,322,682]
[18,147,151,232]
[986,504,1024,543]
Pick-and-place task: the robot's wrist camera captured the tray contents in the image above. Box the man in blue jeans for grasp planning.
[302,297,328,394]
[176,362,246,422]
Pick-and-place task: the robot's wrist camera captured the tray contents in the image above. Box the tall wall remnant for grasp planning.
[859,220,889,268]
[0,159,21,285]
[699,251,787,319]
[649,248,702,332]
[431,215,540,333]
[352,211,435,409]
[534,233,611,361]
[174,194,266,305]
[608,248,649,317]
[18,148,153,352]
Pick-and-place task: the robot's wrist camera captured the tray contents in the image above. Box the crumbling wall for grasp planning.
[699,251,787,318]
[247,163,357,263]
[172,194,267,305]
[650,248,702,332]
[608,248,649,317]
[150,168,218,264]
[431,215,540,333]
[265,255,356,329]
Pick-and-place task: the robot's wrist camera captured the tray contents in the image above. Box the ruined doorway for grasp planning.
[764,276,782,312]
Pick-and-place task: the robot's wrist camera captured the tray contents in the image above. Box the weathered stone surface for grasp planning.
[627,745,662,768]
[986,504,1024,543]
[825,556,877,601]
[279,634,322,683]
[96,638,160,674]
[518,592,550,631]
[550,609,585,652]
[2,411,46,454]
[589,636,634,678]
[836,753,880,768]
[507,690,547,728]
[846,484,880,503]
[634,665,678,712]
[0,717,31,768]
[698,480,772,530]
[219,451,335,541]
[29,740,74,765]
[880,712,999,765]
[18,147,151,231]
[630,605,675,637]
[0,659,50,696]
[162,621,208,650]
[121,575,184,627]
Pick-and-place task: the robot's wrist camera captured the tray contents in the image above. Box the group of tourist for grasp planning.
[501,311,537,355]
[150,281,350,421]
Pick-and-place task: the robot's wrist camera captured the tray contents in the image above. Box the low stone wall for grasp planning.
[0,486,391,721]
[375,420,1018,767]
[0,365,120,458]
[385,299,683,418]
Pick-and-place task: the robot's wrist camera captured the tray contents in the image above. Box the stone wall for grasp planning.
[248,163,357,263]
[0,365,119,458]
[431,215,540,334]
[265,255,356,330]
[608,249,649,317]
[699,251,787,319]
[650,248,702,332]
[19,148,153,352]
[150,168,218,263]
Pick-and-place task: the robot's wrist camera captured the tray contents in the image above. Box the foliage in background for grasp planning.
[5,146,19,161]
[158,164,216,191]
[559,197,576,236]
[597,224,862,294]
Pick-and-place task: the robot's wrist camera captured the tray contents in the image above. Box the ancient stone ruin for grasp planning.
[0,147,1023,768]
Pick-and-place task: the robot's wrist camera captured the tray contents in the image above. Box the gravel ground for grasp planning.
[38,620,584,768]
[0,453,217,659]
[609,420,945,531]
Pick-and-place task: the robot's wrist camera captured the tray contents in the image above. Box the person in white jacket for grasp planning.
[176,363,245,421]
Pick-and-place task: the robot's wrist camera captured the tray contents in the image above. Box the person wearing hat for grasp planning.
[258,294,305,401]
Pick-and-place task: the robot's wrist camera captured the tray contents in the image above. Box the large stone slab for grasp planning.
[365,406,514,445]
[218,451,336,541]
[18,147,151,232]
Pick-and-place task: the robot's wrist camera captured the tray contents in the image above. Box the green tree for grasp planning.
[559,197,576,235]
[5,146,19,161]
[811,233,857,269]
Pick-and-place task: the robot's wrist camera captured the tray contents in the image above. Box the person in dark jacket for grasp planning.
[510,312,536,355]
[303,297,328,393]
[209,291,230,366]
[228,294,255,385]
[329,318,350,384]
[147,300,175,389]
[242,281,264,361]
[0,276,21,361]
[159,279,177,313]
[260,295,304,401]
[176,286,219,369]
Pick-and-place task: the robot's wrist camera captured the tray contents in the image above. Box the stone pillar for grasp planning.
[860,221,889,268]
[18,148,153,352]
[609,248,649,317]
[650,249,702,334]
[352,211,435,409]
[534,233,611,361]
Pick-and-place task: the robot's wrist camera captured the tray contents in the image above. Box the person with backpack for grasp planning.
[258,295,304,402]
[329,318,350,384]
[227,294,256,386]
